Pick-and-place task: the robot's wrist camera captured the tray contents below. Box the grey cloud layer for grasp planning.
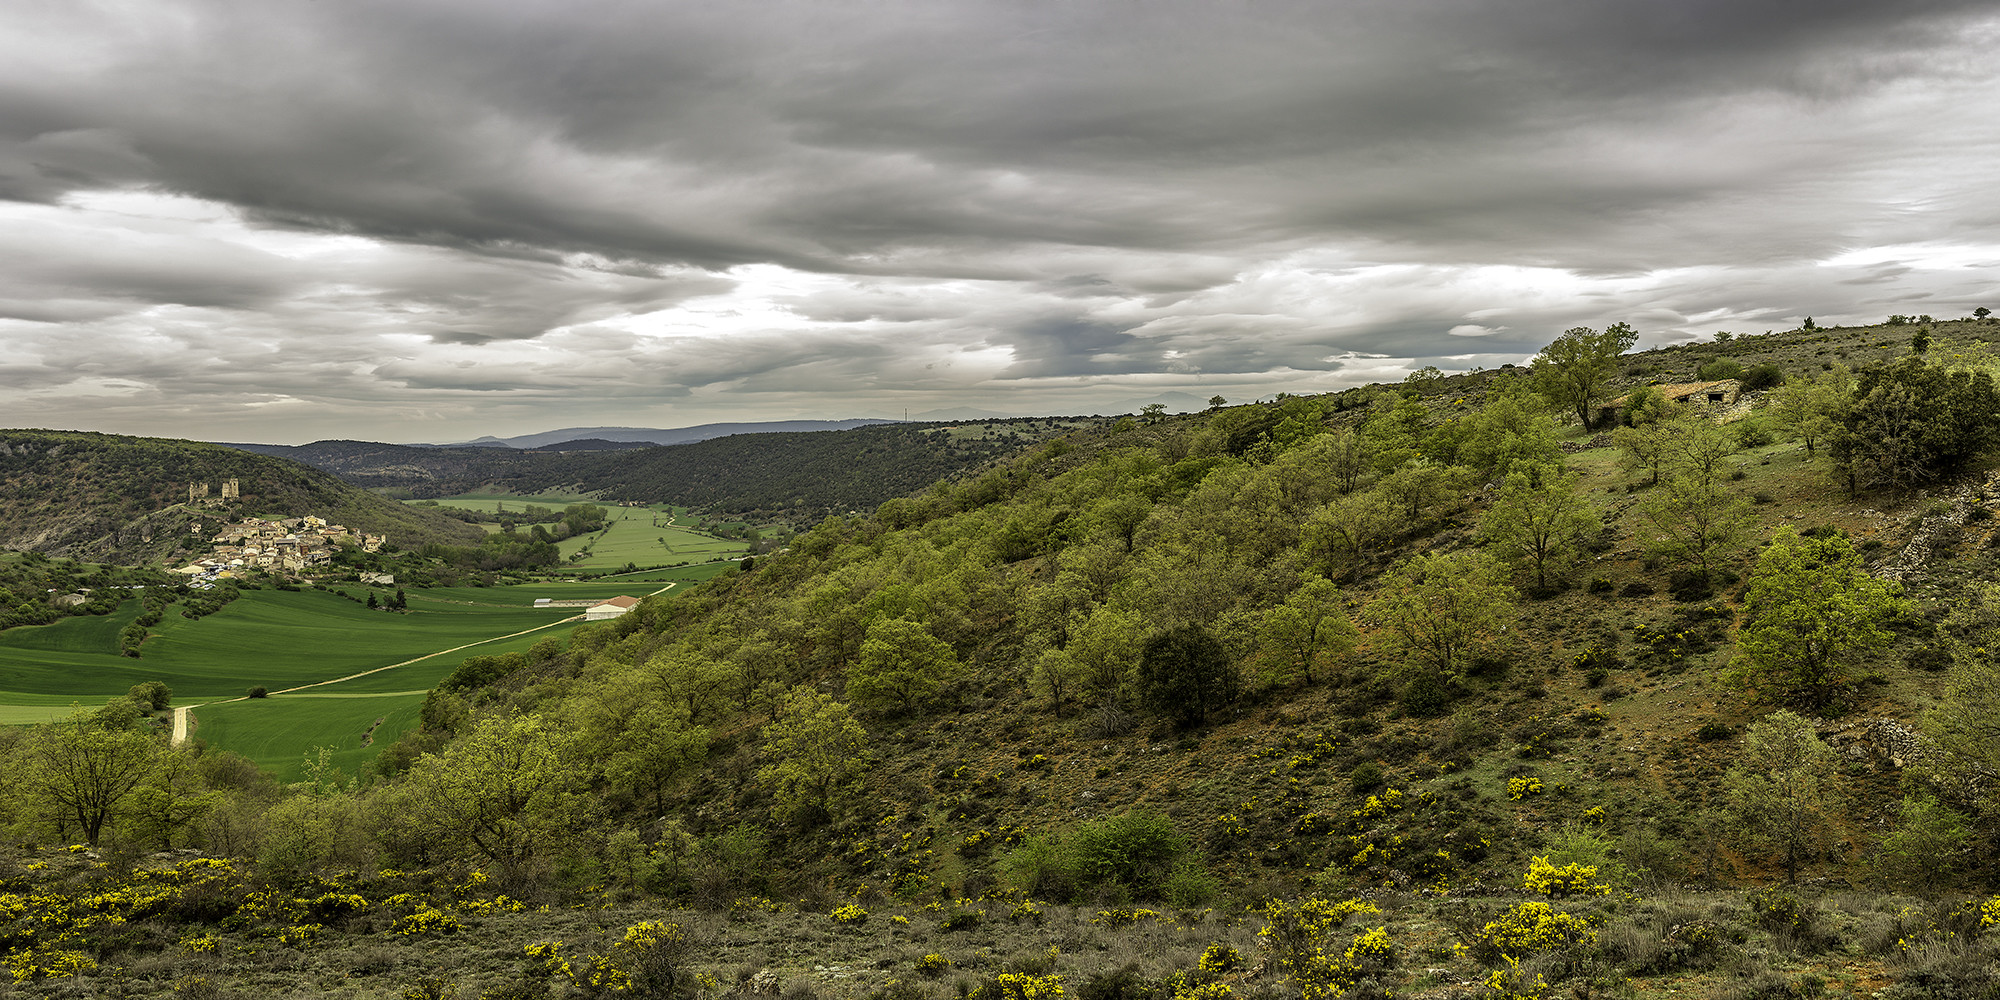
[1,0,1997,441]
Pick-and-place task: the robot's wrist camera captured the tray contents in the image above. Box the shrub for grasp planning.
[1666,570,1712,602]
[248,686,268,698]
[1599,907,1731,975]
[1734,422,1775,448]
[1401,674,1451,718]
[1349,761,1385,794]
[1521,856,1611,899]
[1256,898,1393,998]
[1695,722,1733,742]
[1569,646,1618,673]
[1746,888,1835,954]
[1075,964,1154,1000]
[1001,810,1210,905]
[1739,364,1787,392]
[1904,645,1953,673]
[1162,860,1220,907]
[1199,944,1243,974]
[400,977,458,1000]
[1698,359,1744,381]
[1471,900,1598,964]
[392,905,460,936]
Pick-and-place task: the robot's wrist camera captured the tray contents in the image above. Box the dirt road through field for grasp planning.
[167,582,682,745]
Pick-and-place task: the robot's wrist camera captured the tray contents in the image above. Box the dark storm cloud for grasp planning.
[6,0,1988,274]
[0,0,1996,441]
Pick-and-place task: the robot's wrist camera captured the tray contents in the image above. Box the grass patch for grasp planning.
[556,505,747,570]
[0,581,694,773]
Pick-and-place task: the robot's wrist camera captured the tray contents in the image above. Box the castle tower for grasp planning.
[222,478,240,499]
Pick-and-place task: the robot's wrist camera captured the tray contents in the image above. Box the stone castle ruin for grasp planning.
[186,478,241,505]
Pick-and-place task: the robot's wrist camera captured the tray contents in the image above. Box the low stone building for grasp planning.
[1598,379,1742,426]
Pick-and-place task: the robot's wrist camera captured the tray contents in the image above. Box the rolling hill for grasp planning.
[10,318,2000,1000]
[230,417,1108,522]
[0,429,485,563]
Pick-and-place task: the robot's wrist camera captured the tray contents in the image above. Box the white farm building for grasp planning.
[585,596,642,620]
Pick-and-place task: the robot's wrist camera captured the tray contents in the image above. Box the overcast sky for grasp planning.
[4,0,1998,444]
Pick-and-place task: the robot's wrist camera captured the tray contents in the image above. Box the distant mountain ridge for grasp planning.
[441,419,897,450]
[225,417,1108,522]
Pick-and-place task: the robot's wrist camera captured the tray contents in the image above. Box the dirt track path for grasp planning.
[170,614,583,745]
[167,581,680,746]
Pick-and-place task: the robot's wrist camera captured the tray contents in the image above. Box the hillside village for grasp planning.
[173,509,386,583]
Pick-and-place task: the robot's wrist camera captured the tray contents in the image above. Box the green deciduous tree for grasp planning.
[644,650,739,724]
[1023,572,1093,653]
[1831,356,2000,494]
[1302,490,1394,581]
[130,743,219,850]
[1376,460,1469,523]
[1868,794,1972,898]
[1373,550,1516,681]
[1765,368,1850,459]
[757,689,869,825]
[1449,375,1563,479]
[1724,711,1839,883]
[1255,576,1358,688]
[1727,528,1905,712]
[1530,323,1639,429]
[847,617,961,715]
[1136,623,1238,728]
[602,704,708,816]
[1611,405,1686,484]
[1478,462,1598,592]
[1636,419,1754,584]
[1917,585,2000,818]
[126,681,171,714]
[17,712,158,845]
[405,712,591,873]
[1069,605,1146,703]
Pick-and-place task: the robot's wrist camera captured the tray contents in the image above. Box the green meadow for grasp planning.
[417,493,598,514]
[553,504,746,571]
[414,495,749,571]
[0,578,701,779]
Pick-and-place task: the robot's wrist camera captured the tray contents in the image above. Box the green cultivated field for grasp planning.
[418,493,597,514]
[0,578,698,779]
[582,561,736,584]
[414,496,749,572]
[554,504,746,571]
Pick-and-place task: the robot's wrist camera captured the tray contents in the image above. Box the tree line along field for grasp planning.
[413,495,750,571]
[557,505,745,570]
[0,578,689,779]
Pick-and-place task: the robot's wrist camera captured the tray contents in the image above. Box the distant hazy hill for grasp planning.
[229,418,1105,520]
[536,438,657,452]
[508,419,1102,519]
[225,439,547,490]
[0,430,484,563]
[445,419,896,450]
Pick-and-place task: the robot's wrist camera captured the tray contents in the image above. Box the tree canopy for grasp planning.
[1831,356,2000,494]
[1136,623,1238,728]
[1373,549,1516,681]
[1727,528,1904,712]
[1529,323,1639,429]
